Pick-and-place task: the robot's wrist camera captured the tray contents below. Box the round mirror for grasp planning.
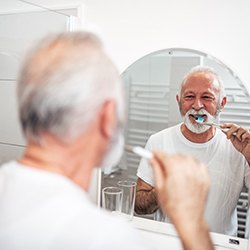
[102,48,250,238]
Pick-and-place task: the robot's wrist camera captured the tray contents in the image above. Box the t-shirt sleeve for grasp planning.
[137,136,155,186]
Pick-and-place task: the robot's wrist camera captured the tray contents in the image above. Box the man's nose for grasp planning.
[192,98,204,110]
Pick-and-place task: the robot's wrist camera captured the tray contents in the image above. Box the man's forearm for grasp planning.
[176,220,214,250]
[134,188,158,214]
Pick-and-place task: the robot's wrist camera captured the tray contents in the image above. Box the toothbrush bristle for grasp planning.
[195,116,204,124]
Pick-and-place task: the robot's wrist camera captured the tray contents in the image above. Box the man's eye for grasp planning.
[203,96,214,100]
[184,95,194,99]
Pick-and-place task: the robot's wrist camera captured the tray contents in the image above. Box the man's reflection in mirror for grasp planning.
[135,66,250,236]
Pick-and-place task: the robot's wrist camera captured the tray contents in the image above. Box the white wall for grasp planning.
[2,0,250,93]
[83,0,250,94]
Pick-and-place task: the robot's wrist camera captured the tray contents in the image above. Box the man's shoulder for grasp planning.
[0,161,19,176]
[54,208,149,249]
[149,124,180,141]
[0,160,18,168]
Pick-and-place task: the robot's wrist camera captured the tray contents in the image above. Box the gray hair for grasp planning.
[178,65,226,102]
[17,32,125,143]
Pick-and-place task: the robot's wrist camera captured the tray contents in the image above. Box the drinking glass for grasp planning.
[117,180,137,220]
[102,186,123,214]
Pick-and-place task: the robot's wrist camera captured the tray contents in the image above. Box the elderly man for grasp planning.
[0,32,213,250]
[135,66,250,236]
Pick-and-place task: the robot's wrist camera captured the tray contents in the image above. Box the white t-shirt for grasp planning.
[0,161,152,250]
[137,123,250,236]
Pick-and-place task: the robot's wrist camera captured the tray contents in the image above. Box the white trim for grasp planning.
[0,3,84,17]
[133,216,249,250]
[0,3,85,32]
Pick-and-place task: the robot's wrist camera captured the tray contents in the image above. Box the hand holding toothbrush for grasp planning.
[195,117,250,164]
[125,145,213,250]
[221,123,250,164]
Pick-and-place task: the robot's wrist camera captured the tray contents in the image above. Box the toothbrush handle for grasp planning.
[212,123,222,129]
[213,123,229,132]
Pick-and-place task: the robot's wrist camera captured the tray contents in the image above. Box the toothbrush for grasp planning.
[195,116,228,132]
[124,145,153,160]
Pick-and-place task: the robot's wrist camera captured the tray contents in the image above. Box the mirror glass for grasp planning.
[102,48,250,238]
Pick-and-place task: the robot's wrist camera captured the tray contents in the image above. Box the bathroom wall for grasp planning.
[2,0,250,91]
[83,0,250,94]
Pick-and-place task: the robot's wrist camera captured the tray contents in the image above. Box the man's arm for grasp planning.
[134,178,158,215]
[150,152,213,250]
[221,123,250,164]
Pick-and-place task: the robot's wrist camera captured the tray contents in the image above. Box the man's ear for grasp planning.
[175,95,180,106]
[99,100,116,139]
[219,96,227,111]
[176,94,180,105]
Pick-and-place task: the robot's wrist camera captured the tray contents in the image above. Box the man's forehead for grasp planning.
[187,72,215,81]
[182,72,220,91]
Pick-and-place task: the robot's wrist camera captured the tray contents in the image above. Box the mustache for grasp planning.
[186,109,210,116]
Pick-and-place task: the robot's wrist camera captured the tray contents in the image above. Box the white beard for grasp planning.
[100,130,124,175]
[184,108,217,134]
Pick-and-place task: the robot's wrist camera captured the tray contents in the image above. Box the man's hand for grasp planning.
[221,123,250,164]
[149,152,213,250]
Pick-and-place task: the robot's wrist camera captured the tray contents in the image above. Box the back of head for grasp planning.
[17,32,124,143]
